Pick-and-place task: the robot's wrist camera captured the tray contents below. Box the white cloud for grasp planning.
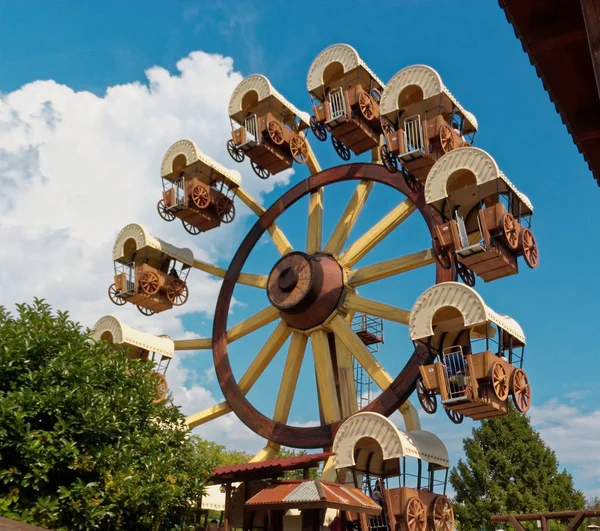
[0,50,292,455]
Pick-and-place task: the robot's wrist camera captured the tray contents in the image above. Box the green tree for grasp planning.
[450,407,584,530]
[0,300,219,530]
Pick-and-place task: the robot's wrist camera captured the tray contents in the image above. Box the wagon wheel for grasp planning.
[157,199,175,222]
[226,139,245,163]
[520,228,539,269]
[439,123,455,153]
[433,496,454,531]
[445,408,464,424]
[267,120,285,145]
[416,377,437,414]
[456,262,476,287]
[153,373,169,403]
[381,118,394,135]
[510,368,531,413]
[217,196,235,223]
[432,237,452,270]
[358,92,375,121]
[251,161,270,180]
[192,185,210,209]
[167,278,189,306]
[404,497,427,531]
[139,271,160,296]
[402,167,423,193]
[490,361,509,401]
[137,305,155,316]
[380,144,398,173]
[108,284,126,306]
[501,212,519,250]
[310,116,327,142]
[182,220,201,235]
[331,136,351,161]
[290,134,308,164]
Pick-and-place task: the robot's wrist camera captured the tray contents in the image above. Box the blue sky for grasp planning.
[2,0,599,497]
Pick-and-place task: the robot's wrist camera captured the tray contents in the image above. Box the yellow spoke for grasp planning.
[347,249,436,287]
[193,259,268,289]
[174,337,212,351]
[310,330,342,424]
[273,332,308,422]
[303,133,322,175]
[186,401,230,429]
[226,306,281,344]
[333,333,358,418]
[324,180,374,256]
[343,293,410,325]
[250,442,280,462]
[306,188,324,254]
[339,199,416,268]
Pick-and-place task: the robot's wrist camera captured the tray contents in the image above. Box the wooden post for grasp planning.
[224,482,232,531]
[539,515,548,531]
[566,512,586,531]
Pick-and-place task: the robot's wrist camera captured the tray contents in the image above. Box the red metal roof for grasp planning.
[211,452,334,481]
[245,480,381,515]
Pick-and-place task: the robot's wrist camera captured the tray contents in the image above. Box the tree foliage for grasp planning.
[450,407,585,530]
[0,300,220,530]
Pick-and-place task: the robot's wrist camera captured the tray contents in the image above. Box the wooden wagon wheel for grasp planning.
[439,123,455,153]
[381,118,394,135]
[402,167,423,193]
[157,199,175,222]
[490,361,509,401]
[191,185,210,209]
[380,144,398,174]
[166,278,189,306]
[290,134,308,164]
[433,496,454,531]
[182,220,201,235]
[404,497,427,531]
[153,373,169,403]
[331,136,351,161]
[251,160,270,180]
[445,408,464,424]
[139,271,160,296]
[416,377,437,414]
[510,368,531,413]
[137,305,155,316]
[456,262,476,287]
[358,92,375,121]
[226,139,245,163]
[108,284,126,306]
[432,237,453,270]
[267,120,285,145]
[501,212,519,250]
[216,196,235,223]
[310,116,327,142]
[520,228,539,269]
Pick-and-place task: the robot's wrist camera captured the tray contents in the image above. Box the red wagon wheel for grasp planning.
[108,284,126,306]
[359,92,375,121]
[490,361,509,401]
[380,144,398,173]
[290,134,308,164]
[217,196,235,223]
[404,497,427,531]
[510,368,531,413]
[191,185,210,209]
[153,373,169,403]
[139,271,160,295]
[433,496,454,531]
[439,123,455,153]
[416,377,437,414]
[445,408,464,424]
[267,120,284,145]
[520,228,539,269]
[501,212,519,250]
[432,237,452,270]
[167,278,189,306]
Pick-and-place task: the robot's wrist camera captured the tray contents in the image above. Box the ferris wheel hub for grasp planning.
[266,251,344,330]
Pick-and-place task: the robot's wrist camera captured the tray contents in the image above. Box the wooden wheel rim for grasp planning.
[381,145,398,173]
[267,120,284,145]
[140,271,160,295]
[332,136,351,161]
[226,139,244,163]
[439,123,455,153]
[502,213,519,250]
[456,262,476,287]
[211,163,453,448]
[182,220,201,235]
[157,199,175,221]
[433,496,454,531]
[416,377,437,414]
[405,497,427,531]
[217,197,235,223]
[433,237,452,270]
[290,134,308,164]
[491,361,509,400]
[359,92,375,121]
[137,305,155,316]
[108,284,126,306]
[167,278,188,305]
[192,185,210,209]
[445,407,463,424]
[511,368,531,412]
[153,373,168,403]
[251,161,270,179]
[521,228,539,268]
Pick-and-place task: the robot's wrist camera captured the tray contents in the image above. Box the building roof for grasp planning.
[210,453,333,482]
[245,480,381,515]
[499,0,600,185]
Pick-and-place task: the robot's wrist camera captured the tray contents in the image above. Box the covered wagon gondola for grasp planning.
[158,139,241,235]
[307,44,385,160]
[108,223,193,316]
[227,74,311,179]
[425,147,538,284]
[379,65,478,184]
[92,315,174,402]
[333,412,454,531]
[409,282,531,424]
